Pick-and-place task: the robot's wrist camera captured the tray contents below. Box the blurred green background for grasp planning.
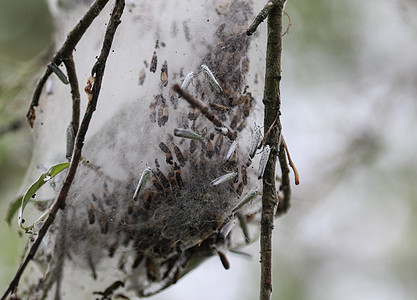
[0,0,52,290]
[1,0,417,299]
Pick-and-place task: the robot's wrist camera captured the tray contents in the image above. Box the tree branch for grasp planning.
[258,1,286,300]
[1,1,125,298]
[276,142,291,216]
[246,1,276,36]
[63,54,81,137]
[26,0,111,128]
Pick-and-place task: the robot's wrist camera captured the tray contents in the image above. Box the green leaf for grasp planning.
[5,195,23,227]
[18,162,70,232]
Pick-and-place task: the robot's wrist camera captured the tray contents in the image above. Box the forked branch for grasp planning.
[250,0,287,299]
[1,1,125,299]
[26,0,111,128]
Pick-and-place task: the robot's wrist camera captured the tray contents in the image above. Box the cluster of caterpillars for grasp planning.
[78,1,268,297]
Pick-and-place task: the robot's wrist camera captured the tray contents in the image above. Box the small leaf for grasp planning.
[5,195,23,227]
[18,162,70,232]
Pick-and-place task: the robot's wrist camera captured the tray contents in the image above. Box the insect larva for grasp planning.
[169,172,178,189]
[241,165,248,185]
[127,199,133,214]
[99,211,109,234]
[200,149,207,171]
[174,267,182,283]
[231,94,249,106]
[157,106,169,127]
[133,167,152,201]
[210,172,237,186]
[249,122,262,159]
[217,250,230,270]
[189,139,197,153]
[93,280,124,298]
[155,169,170,189]
[108,241,118,258]
[205,140,214,158]
[181,71,195,91]
[210,103,228,111]
[158,107,165,127]
[48,62,69,84]
[214,134,224,155]
[143,189,153,210]
[223,141,238,164]
[66,124,74,159]
[118,252,127,272]
[227,153,239,172]
[113,294,129,300]
[132,253,144,269]
[160,60,168,87]
[151,190,159,201]
[138,68,146,85]
[150,51,158,73]
[214,127,228,135]
[230,115,239,129]
[159,142,173,164]
[103,182,112,206]
[87,254,97,280]
[174,128,203,141]
[173,143,187,167]
[232,187,258,213]
[237,120,247,132]
[237,213,250,244]
[187,107,200,121]
[152,175,164,193]
[146,258,159,281]
[174,163,183,188]
[88,203,95,225]
[258,145,271,179]
[236,182,243,196]
[149,102,157,123]
[182,21,191,41]
[201,64,223,94]
[170,94,178,109]
[219,219,236,240]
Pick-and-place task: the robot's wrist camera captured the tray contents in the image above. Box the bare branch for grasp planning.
[63,54,81,135]
[282,137,299,185]
[276,142,291,217]
[63,54,81,160]
[258,1,286,299]
[246,1,275,36]
[26,0,111,128]
[1,1,125,298]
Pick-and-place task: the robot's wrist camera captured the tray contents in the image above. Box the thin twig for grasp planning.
[26,0,111,128]
[282,137,299,185]
[259,112,279,149]
[246,1,276,36]
[276,142,291,216]
[172,84,237,141]
[63,54,81,137]
[1,1,125,298]
[258,1,286,300]
[282,11,292,37]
